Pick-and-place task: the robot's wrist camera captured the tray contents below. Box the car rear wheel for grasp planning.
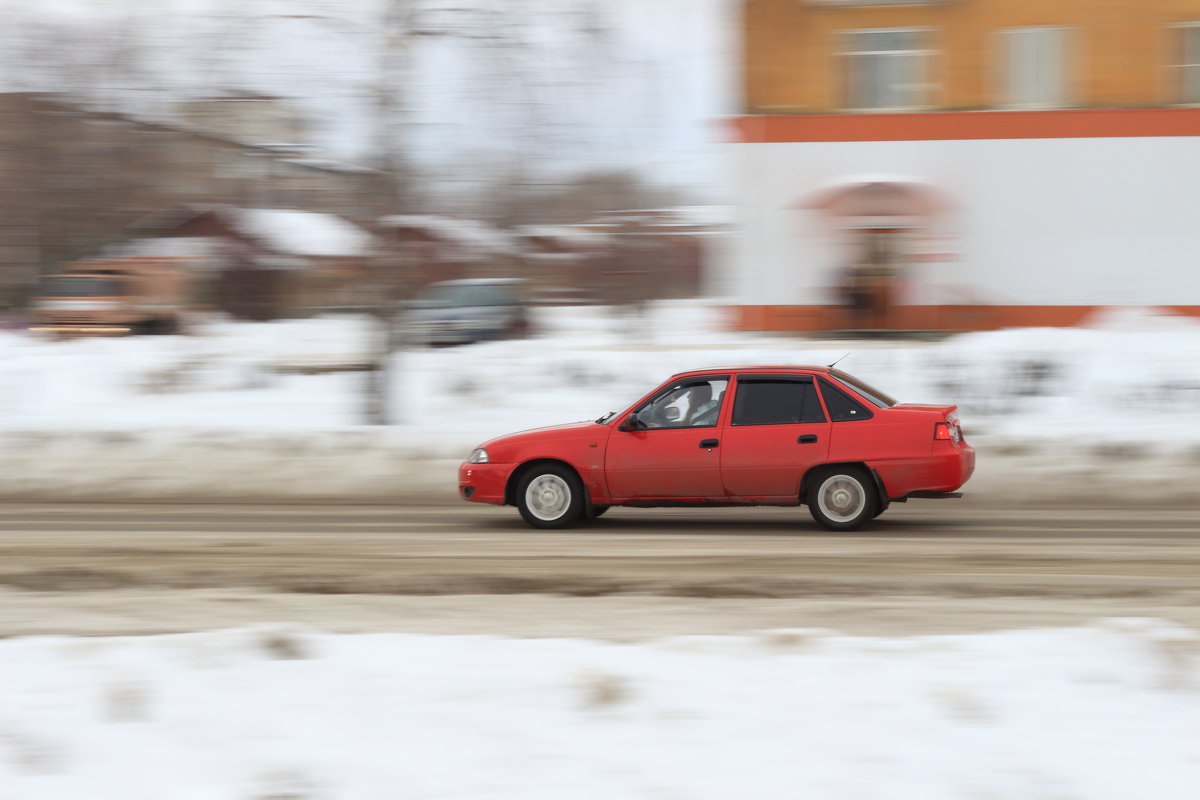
[516,464,584,529]
[807,467,877,531]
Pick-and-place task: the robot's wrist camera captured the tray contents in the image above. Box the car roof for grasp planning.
[427,278,525,287]
[670,365,834,379]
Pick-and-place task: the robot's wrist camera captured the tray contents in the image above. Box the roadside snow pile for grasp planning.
[2,619,1197,799]
[2,302,1200,500]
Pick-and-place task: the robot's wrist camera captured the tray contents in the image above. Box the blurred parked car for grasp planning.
[30,258,187,337]
[408,278,529,346]
[459,366,974,531]
[528,287,599,306]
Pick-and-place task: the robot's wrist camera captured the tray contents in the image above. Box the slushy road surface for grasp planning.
[2,502,1197,638]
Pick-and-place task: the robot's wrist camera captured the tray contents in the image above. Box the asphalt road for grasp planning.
[2,501,1198,639]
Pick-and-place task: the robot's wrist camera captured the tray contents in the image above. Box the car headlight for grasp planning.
[467,448,489,464]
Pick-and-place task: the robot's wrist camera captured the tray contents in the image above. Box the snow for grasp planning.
[231,208,374,258]
[4,304,1198,796]
[514,224,614,248]
[108,237,225,264]
[651,204,735,228]
[3,301,1200,501]
[1,618,1197,799]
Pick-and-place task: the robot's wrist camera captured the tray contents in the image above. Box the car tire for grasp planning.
[516,464,584,529]
[807,467,878,532]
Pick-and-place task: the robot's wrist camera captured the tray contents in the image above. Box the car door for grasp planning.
[720,375,831,500]
[604,377,729,500]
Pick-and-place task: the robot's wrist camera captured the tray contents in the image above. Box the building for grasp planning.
[727,0,1200,332]
[0,93,377,306]
[174,92,312,148]
[131,205,376,320]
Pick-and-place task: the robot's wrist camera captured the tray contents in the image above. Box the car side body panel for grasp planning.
[604,427,725,501]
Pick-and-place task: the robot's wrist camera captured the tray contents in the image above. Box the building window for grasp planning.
[1172,23,1200,104]
[999,27,1070,109]
[840,28,934,111]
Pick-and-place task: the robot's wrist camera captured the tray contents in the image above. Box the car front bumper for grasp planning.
[458,462,510,505]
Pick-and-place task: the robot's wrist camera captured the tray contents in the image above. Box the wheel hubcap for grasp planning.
[818,475,866,524]
[526,474,570,521]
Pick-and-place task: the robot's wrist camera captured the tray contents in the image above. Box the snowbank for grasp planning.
[2,619,1197,799]
[3,303,1200,501]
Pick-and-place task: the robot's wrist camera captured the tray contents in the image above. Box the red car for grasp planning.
[459,366,974,531]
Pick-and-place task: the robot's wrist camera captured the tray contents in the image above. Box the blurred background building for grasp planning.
[0,0,734,323]
[725,0,1200,332]
[10,0,1200,335]
[0,92,376,309]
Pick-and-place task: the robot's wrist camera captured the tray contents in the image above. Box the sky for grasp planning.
[0,0,737,197]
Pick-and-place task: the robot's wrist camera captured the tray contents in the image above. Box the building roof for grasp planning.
[232,208,373,257]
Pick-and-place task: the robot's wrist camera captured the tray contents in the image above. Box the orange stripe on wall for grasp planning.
[733,109,1200,143]
[728,305,1200,333]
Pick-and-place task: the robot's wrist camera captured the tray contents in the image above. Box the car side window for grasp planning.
[637,379,729,429]
[731,379,826,426]
[817,377,874,422]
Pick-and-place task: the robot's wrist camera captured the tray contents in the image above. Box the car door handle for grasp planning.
[699,438,719,449]
[797,434,818,444]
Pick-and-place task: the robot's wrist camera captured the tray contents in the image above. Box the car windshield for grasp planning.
[37,276,126,297]
[829,369,897,408]
[412,283,516,308]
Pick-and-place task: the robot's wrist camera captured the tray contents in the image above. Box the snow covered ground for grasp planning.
[3,618,1198,799]
[3,301,1200,501]
[4,307,1199,798]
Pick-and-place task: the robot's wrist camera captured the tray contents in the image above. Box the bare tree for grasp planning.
[262,0,584,424]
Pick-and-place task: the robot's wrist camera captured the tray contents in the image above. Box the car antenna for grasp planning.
[826,352,851,369]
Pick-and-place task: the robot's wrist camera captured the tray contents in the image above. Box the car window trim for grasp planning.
[733,374,814,384]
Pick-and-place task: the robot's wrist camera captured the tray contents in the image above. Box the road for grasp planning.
[1,501,1197,639]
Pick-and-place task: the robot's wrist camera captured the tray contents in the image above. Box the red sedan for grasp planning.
[459,366,974,531]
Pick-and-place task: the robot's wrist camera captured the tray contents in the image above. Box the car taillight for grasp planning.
[934,422,961,443]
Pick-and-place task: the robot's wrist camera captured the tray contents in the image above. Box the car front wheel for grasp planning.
[516,464,584,529]
[807,467,878,531]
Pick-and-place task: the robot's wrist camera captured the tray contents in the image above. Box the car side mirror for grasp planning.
[618,412,640,432]
[663,406,681,423]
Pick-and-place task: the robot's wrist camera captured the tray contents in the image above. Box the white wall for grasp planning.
[730,136,1200,307]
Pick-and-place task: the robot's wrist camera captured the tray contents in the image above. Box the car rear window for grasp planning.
[829,369,897,408]
[732,378,826,426]
[413,283,518,308]
[817,377,874,422]
[38,277,126,297]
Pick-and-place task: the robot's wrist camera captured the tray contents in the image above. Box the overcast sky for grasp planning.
[0,0,737,197]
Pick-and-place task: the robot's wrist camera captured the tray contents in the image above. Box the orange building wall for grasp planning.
[744,0,1200,113]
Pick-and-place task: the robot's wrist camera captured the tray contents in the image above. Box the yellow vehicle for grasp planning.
[31,258,187,337]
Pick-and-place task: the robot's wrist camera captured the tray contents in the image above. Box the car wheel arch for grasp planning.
[800,462,890,513]
[505,459,588,506]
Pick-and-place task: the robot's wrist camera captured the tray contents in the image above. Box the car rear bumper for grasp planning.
[458,462,510,505]
[928,443,975,491]
[872,443,975,500]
